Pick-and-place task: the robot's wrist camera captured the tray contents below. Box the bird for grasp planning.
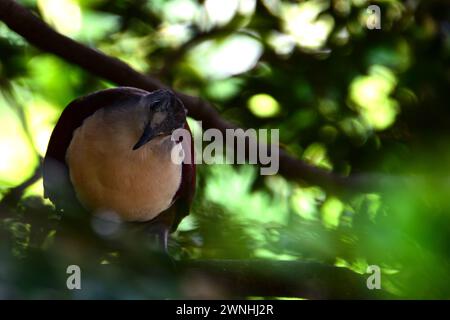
[42,87,196,251]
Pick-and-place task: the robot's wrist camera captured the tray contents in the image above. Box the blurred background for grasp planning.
[0,0,449,299]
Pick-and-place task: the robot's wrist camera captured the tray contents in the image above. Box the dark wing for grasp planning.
[43,87,149,209]
[170,121,196,231]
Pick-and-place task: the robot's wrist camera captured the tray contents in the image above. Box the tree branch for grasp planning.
[178,260,394,299]
[0,162,42,208]
[0,0,376,195]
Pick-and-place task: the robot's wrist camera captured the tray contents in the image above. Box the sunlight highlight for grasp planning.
[0,98,37,187]
[321,197,344,229]
[248,94,280,118]
[189,35,263,79]
[282,1,334,50]
[38,0,82,36]
[25,99,60,156]
[204,0,239,26]
[291,187,323,221]
[302,143,332,170]
[350,65,399,130]
[205,165,289,224]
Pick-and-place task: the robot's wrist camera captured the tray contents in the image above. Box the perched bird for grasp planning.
[43,87,195,251]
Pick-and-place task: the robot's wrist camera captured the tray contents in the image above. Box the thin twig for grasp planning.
[0,162,42,207]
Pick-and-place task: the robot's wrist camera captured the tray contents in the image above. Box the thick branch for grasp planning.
[0,0,375,195]
[179,260,394,299]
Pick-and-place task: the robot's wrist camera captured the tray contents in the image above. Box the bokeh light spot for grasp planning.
[321,197,344,229]
[282,0,334,50]
[189,35,263,79]
[38,0,82,36]
[0,97,37,187]
[248,94,280,118]
[349,65,399,130]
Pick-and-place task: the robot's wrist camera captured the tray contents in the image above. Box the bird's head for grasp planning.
[43,87,195,233]
[132,89,187,150]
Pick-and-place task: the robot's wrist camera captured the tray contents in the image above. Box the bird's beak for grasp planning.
[132,123,157,150]
[132,89,187,150]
